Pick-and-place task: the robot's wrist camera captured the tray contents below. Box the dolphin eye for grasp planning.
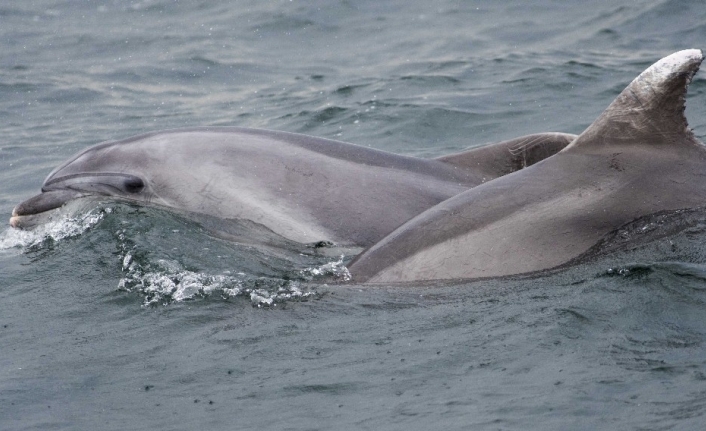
[123,177,145,194]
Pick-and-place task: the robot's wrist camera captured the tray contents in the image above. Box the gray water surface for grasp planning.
[2,1,706,430]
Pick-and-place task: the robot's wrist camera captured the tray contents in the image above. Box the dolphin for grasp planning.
[10,126,575,247]
[348,49,706,283]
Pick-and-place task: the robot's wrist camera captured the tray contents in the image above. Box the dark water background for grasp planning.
[2,1,706,429]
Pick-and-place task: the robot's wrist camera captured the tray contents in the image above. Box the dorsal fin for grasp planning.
[566,49,704,152]
[435,132,577,179]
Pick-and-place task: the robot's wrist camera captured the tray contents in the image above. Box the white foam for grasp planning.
[118,254,318,307]
[119,257,239,306]
[300,255,351,281]
[0,208,106,250]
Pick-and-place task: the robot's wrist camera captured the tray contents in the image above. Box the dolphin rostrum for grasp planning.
[348,49,706,282]
[10,126,574,247]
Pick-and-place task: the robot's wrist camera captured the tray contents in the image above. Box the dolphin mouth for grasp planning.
[10,172,148,229]
[10,190,87,228]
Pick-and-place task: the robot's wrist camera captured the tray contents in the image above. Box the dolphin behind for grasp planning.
[10,126,575,247]
[348,49,706,283]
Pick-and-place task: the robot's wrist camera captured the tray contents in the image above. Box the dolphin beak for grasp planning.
[10,189,86,228]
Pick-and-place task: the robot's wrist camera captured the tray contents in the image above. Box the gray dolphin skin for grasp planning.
[348,49,706,283]
[10,126,574,247]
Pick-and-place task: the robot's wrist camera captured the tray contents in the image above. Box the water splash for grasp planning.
[115,224,326,307]
[0,208,107,251]
[118,254,320,307]
[118,255,243,306]
[300,254,351,281]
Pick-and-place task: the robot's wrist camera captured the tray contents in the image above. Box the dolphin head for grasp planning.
[10,139,156,228]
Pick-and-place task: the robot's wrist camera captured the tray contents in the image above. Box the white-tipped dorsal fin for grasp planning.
[566,49,704,151]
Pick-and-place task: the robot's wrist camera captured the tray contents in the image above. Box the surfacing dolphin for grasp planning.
[348,49,706,283]
[10,126,574,247]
